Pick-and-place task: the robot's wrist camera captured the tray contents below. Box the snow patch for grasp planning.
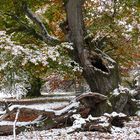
[67,114,86,133]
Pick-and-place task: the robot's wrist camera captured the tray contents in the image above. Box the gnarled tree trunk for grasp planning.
[65,0,120,95]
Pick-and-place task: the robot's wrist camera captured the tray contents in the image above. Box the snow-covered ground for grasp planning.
[0,92,14,99]
[0,116,140,140]
[0,91,76,99]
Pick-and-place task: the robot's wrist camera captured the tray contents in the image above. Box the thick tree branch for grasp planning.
[0,11,46,41]
[22,2,60,45]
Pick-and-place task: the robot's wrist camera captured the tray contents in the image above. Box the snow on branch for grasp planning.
[22,2,60,45]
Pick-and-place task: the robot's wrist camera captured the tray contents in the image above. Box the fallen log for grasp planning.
[0,96,72,105]
[0,115,47,136]
[0,100,80,135]
[0,125,18,136]
[0,91,133,135]
[67,112,129,133]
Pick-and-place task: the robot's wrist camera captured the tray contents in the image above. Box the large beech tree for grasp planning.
[23,0,119,95]
[64,0,119,95]
[0,0,139,96]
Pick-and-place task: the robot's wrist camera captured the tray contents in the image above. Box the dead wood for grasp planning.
[72,112,129,133]
[0,92,133,135]
[0,125,21,136]
[76,92,107,108]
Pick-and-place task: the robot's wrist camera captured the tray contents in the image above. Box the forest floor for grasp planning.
[0,92,140,140]
[0,116,139,140]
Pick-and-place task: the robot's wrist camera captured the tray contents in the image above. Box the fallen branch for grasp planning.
[13,108,20,140]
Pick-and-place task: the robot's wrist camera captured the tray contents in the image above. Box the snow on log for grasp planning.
[76,92,107,108]
[67,112,129,133]
[0,91,133,136]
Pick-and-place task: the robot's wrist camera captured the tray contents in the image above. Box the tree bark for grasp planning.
[22,2,60,45]
[65,0,120,95]
[27,77,42,97]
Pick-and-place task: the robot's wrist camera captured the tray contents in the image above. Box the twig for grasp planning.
[13,108,20,140]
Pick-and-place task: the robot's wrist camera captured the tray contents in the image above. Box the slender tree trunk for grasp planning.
[65,0,120,95]
[27,77,42,97]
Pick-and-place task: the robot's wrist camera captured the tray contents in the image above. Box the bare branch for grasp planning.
[22,2,60,45]
[13,108,20,140]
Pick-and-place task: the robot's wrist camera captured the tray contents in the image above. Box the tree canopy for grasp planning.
[0,0,139,97]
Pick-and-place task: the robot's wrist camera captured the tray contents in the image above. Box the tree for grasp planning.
[0,4,140,137]
[0,30,76,97]
[0,0,139,97]
[64,0,120,95]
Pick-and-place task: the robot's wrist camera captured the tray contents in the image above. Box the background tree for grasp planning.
[0,31,77,97]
